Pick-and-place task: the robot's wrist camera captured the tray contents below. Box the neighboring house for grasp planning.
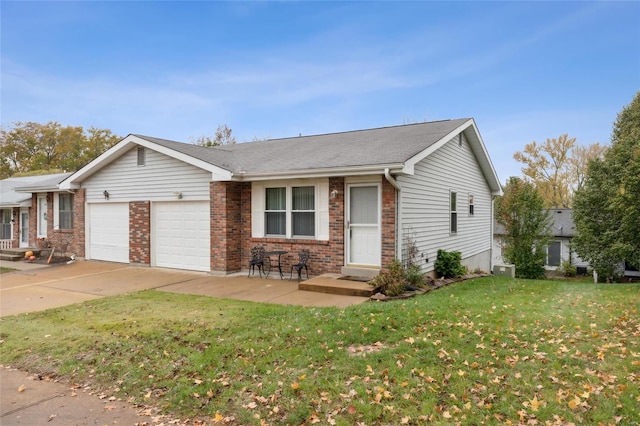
[493,209,588,272]
[35,118,503,277]
[0,173,72,250]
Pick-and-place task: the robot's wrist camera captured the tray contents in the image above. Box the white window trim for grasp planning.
[252,179,329,240]
[468,193,475,216]
[54,192,74,230]
[265,184,316,238]
[450,190,458,234]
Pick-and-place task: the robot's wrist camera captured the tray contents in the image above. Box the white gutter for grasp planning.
[384,168,402,263]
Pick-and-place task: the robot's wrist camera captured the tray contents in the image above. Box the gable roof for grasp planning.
[0,172,73,207]
[494,208,577,237]
[61,118,502,195]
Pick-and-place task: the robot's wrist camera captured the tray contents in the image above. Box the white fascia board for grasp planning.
[402,118,503,196]
[131,136,233,181]
[235,164,405,182]
[403,119,474,174]
[60,134,233,189]
[464,119,503,196]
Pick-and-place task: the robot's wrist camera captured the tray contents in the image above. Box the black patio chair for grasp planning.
[289,249,310,281]
[248,245,270,278]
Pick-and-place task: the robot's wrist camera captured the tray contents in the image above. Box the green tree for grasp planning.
[192,124,237,147]
[495,177,552,279]
[514,135,606,208]
[0,121,119,178]
[573,92,640,281]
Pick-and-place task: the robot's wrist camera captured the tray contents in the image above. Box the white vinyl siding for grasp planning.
[398,132,493,272]
[252,179,329,240]
[83,146,211,202]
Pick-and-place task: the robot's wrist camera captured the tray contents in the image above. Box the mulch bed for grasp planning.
[370,273,488,301]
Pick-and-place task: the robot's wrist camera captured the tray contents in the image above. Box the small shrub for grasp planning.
[561,260,577,277]
[369,259,407,297]
[434,249,466,279]
[405,264,425,287]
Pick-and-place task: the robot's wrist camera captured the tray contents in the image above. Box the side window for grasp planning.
[469,193,474,216]
[450,191,457,234]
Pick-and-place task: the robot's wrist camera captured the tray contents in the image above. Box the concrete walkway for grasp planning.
[0,259,369,425]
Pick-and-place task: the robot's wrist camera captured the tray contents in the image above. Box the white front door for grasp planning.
[347,184,381,266]
[19,208,29,248]
[37,195,47,238]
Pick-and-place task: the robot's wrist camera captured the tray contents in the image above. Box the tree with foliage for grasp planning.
[573,92,640,281]
[495,177,553,279]
[0,121,120,179]
[192,124,237,147]
[514,135,606,208]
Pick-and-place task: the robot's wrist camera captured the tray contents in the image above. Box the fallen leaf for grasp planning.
[18,384,26,393]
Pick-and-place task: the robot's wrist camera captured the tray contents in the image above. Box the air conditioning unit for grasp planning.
[493,264,515,278]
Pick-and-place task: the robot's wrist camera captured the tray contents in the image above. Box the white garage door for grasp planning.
[88,203,129,263]
[153,201,210,272]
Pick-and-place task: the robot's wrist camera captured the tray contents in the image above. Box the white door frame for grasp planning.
[37,194,47,238]
[19,207,29,248]
[346,183,381,266]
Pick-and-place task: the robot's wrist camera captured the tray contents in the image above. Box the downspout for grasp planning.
[490,195,496,273]
[384,168,401,264]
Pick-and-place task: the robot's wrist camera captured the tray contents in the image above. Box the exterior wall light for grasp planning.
[103,190,109,200]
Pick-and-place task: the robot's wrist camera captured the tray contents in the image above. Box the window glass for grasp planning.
[450,191,457,233]
[137,147,146,166]
[59,194,74,229]
[350,186,378,224]
[0,209,11,240]
[265,187,286,235]
[547,241,561,266]
[292,186,315,237]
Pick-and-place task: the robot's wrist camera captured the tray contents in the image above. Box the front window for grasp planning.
[450,191,457,234]
[265,187,286,236]
[1,209,11,240]
[265,186,315,238]
[292,186,315,237]
[59,193,74,229]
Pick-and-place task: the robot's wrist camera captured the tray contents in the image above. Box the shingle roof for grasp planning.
[494,208,576,237]
[0,172,72,207]
[134,118,471,174]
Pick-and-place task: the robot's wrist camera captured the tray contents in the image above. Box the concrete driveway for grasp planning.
[0,260,368,317]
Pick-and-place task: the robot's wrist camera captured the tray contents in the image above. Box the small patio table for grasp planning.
[265,250,288,279]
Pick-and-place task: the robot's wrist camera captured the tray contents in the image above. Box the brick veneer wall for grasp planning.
[210,181,246,272]
[46,190,86,256]
[129,201,151,264]
[72,189,86,257]
[10,207,19,248]
[381,179,397,268]
[236,176,401,277]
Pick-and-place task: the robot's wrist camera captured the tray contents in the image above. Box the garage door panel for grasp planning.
[153,201,210,272]
[89,203,129,263]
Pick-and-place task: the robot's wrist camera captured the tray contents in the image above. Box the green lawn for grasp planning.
[1,277,638,425]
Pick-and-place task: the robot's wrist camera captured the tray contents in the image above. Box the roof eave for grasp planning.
[231,164,406,181]
[60,134,233,189]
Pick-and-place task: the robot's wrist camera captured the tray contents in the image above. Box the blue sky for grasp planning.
[2,1,639,181]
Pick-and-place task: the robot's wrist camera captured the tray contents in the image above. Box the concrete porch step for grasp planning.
[0,248,41,262]
[298,273,377,297]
